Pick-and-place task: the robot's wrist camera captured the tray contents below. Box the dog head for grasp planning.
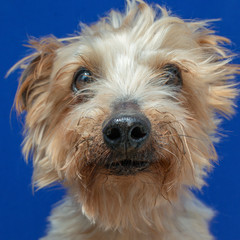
[13,0,238,231]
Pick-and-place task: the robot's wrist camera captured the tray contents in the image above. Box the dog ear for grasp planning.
[192,23,239,117]
[16,54,41,112]
[14,37,62,113]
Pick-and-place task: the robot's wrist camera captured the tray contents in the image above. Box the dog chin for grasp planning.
[76,171,162,231]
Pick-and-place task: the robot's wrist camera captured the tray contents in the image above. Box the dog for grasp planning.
[10,0,239,239]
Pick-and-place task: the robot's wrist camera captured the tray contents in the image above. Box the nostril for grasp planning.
[130,126,147,140]
[106,127,121,141]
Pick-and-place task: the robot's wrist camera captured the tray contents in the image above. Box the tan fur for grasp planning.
[11,0,239,239]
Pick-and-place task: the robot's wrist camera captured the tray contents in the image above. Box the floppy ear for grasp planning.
[13,37,62,113]
[193,23,239,117]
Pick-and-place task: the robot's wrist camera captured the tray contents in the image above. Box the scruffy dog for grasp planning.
[11,0,238,239]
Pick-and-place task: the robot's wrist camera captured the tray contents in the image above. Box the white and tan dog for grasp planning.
[11,0,238,239]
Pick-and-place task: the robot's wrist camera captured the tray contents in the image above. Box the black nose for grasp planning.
[102,114,151,153]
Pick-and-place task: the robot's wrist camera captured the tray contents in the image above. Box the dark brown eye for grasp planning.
[162,64,182,87]
[72,68,93,93]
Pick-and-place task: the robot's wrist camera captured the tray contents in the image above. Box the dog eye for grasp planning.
[162,64,182,87]
[72,68,93,92]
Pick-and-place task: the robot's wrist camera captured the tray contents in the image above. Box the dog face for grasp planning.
[13,0,238,230]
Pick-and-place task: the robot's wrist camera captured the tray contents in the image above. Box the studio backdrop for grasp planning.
[1,0,239,239]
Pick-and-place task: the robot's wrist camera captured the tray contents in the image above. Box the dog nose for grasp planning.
[102,114,151,152]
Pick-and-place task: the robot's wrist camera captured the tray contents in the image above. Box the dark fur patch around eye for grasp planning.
[162,64,182,88]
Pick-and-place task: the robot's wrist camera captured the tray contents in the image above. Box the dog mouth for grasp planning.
[104,159,150,175]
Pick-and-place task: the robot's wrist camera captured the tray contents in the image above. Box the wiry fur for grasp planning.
[11,0,239,239]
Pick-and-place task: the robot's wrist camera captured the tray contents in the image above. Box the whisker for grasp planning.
[159,146,180,162]
[178,122,195,173]
[157,133,205,142]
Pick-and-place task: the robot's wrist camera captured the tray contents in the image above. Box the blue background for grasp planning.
[1,0,239,239]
